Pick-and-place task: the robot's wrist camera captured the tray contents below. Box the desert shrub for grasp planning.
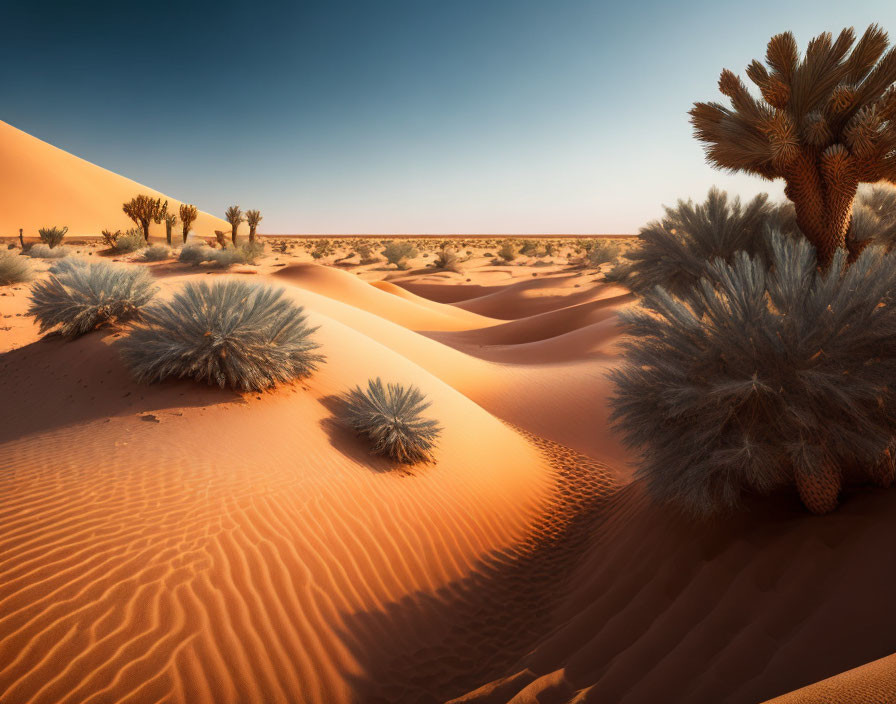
[38,226,68,248]
[519,240,540,257]
[341,378,442,464]
[610,232,896,516]
[622,188,794,297]
[101,229,121,248]
[849,183,896,251]
[28,244,70,259]
[497,240,517,262]
[236,240,264,264]
[483,251,494,257]
[354,243,377,263]
[311,240,334,259]
[0,251,33,285]
[583,240,622,268]
[113,229,147,253]
[432,247,461,272]
[179,243,214,265]
[141,244,172,261]
[28,260,157,337]
[382,241,418,269]
[120,280,324,391]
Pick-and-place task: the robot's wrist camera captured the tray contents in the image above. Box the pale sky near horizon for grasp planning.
[2,0,895,233]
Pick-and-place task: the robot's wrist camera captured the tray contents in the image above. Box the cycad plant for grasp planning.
[610,232,896,515]
[690,24,896,267]
[246,209,263,242]
[341,378,443,464]
[29,260,157,337]
[225,206,244,246]
[120,281,324,391]
[179,204,198,243]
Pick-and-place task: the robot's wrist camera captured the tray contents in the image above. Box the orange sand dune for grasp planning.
[765,652,896,703]
[453,483,896,704]
[0,273,561,704]
[273,263,498,331]
[0,120,227,237]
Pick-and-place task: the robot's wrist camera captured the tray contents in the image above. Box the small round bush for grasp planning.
[0,252,34,285]
[141,244,172,261]
[341,378,442,464]
[179,243,214,265]
[121,280,324,391]
[28,244,70,259]
[497,240,517,262]
[113,229,147,253]
[382,241,418,269]
[432,248,461,272]
[29,260,158,337]
[610,232,896,516]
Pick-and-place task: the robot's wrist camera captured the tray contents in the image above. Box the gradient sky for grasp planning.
[2,0,895,233]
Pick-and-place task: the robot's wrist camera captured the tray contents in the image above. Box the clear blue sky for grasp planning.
[2,0,895,233]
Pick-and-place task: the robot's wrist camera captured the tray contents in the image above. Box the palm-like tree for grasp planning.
[690,25,896,267]
[179,204,198,244]
[245,209,263,242]
[164,211,177,246]
[225,206,244,246]
[122,195,166,242]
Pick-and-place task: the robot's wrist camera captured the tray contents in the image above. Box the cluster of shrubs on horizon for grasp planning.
[22,261,442,465]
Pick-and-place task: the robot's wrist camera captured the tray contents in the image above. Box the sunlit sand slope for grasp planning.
[0,120,227,237]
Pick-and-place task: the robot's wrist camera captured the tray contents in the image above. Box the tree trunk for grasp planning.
[141,220,150,242]
[18,228,24,249]
[794,462,841,514]
[182,226,189,244]
[249,225,256,243]
[165,223,172,246]
[231,225,238,247]
[784,146,857,269]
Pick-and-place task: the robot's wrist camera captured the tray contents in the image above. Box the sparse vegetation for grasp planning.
[382,241,418,269]
[101,229,121,248]
[497,240,517,262]
[120,280,324,391]
[583,239,622,268]
[27,244,70,259]
[432,247,461,272]
[28,260,157,337]
[341,378,442,464]
[141,244,172,261]
[0,251,33,285]
[113,229,148,253]
[38,226,68,248]
[354,243,379,264]
[179,204,198,243]
[164,211,177,245]
[311,240,334,260]
[610,232,896,516]
[123,195,166,241]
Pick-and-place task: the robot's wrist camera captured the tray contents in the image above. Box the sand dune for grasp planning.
[0,120,227,237]
[3,244,882,703]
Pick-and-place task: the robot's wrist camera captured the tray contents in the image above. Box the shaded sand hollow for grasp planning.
[1,127,894,703]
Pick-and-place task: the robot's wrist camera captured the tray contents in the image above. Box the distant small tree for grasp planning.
[123,195,166,241]
[179,204,198,244]
[225,206,244,246]
[498,240,517,262]
[38,226,68,248]
[164,211,177,246]
[246,209,263,242]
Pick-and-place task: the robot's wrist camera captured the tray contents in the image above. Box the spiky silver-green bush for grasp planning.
[341,378,442,464]
[850,183,896,251]
[38,226,68,248]
[28,244,70,259]
[0,251,33,285]
[141,244,172,261]
[610,232,896,516]
[113,229,147,254]
[120,280,324,391]
[622,189,796,297]
[28,260,158,337]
